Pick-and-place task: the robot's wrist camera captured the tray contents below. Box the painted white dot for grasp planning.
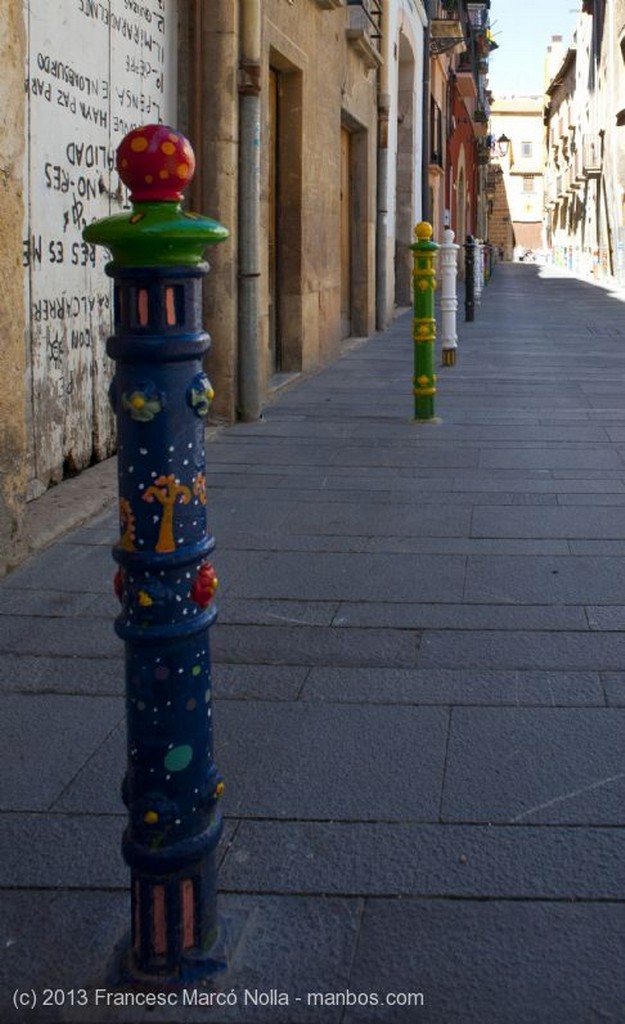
[176,595,182,603]
[139,448,148,455]
[150,471,157,478]
[128,466,134,473]
[152,515,159,524]
[178,668,184,674]
[188,443,193,449]
[183,459,189,466]
[138,483,145,490]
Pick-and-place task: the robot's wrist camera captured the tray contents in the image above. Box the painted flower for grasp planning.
[122,382,163,422]
[187,372,215,418]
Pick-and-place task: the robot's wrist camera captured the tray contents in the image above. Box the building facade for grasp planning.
[542,0,625,286]
[2,0,494,575]
[489,97,546,261]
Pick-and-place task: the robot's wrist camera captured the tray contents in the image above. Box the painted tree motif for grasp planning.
[143,474,191,553]
[119,497,137,551]
[193,472,207,506]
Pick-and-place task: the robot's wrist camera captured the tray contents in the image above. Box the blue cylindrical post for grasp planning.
[84,125,229,985]
[465,235,475,322]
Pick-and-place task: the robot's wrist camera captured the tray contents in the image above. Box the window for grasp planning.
[523,175,535,193]
[430,97,443,167]
[521,141,533,159]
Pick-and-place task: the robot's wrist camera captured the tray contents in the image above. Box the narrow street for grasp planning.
[3,262,625,1022]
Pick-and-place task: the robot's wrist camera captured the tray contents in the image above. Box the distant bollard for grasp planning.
[410,221,439,420]
[84,125,229,985]
[474,239,484,305]
[440,228,459,367]
[484,243,492,284]
[465,235,475,322]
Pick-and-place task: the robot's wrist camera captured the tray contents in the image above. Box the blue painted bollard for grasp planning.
[84,125,228,984]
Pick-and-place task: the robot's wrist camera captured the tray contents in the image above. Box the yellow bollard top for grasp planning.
[415,221,433,242]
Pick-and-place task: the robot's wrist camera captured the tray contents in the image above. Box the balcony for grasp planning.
[346,0,382,69]
[455,52,478,98]
[582,134,602,177]
[467,3,489,31]
[430,15,466,57]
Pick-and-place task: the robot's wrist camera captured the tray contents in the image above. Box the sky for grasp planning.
[487,0,581,97]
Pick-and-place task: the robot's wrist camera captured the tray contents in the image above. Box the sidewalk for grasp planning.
[3,263,625,1023]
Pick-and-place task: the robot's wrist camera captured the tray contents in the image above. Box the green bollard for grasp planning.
[410,222,439,420]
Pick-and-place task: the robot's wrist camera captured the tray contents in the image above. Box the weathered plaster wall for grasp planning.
[22,0,178,497]
[0,3,27,574]
[263,0,378,374]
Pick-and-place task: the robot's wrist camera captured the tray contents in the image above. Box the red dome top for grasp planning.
[116,124,196,202]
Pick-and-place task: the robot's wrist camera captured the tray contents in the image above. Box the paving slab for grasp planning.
[419,629,625,671]
[332,600,588,631]
[212,623,420,667]
[472,505,625,538]
[0,654,123,695]
[215,702,450,821]
[0,695,123,812]
[442,707,625,824]
[346,899,625,1024]
[220,819,625,900]
[301,667,603,707]
[465,553,625,603]
[221,550,467,602]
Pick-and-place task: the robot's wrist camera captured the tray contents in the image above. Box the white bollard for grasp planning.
[474,239,484,305]
[440,228,459,367]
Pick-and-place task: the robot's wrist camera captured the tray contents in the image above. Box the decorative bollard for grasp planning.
[439,228,459,367]
[83,125,229,985]
[464,235,475,322]
[410,221,439,420]
[474,239,484,306]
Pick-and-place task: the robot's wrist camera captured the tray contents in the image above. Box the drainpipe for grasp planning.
[376,1,391,330]
[238,0,262,420]
[421,0,434,222]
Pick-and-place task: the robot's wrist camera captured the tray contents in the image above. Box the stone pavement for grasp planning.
[3,263,625,1023]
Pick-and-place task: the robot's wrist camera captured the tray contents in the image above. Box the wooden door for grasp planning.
[340,127,352,339]
[268,68,280,370]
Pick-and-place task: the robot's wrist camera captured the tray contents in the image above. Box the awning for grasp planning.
[512,222,543,250]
